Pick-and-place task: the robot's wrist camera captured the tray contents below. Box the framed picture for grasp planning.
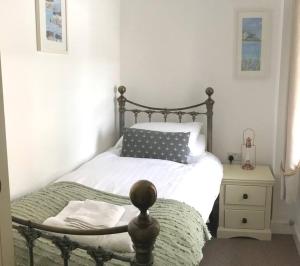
[236,10,270,78]
[35,0,67,53]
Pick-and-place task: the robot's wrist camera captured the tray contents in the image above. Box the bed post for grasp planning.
[205,87,214,153]
[128,180,160,266]
[117,86,127,137]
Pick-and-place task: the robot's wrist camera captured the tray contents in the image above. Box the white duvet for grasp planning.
[56,147,223,222]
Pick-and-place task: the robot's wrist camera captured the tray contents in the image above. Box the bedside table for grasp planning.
[217,164,275,240]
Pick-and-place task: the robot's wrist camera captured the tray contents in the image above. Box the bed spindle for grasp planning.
[128,180,160,266]
[162,110,168,122]
[52,235,78,266]
[133,109,140,123]
[117,86,127,137]
[16,223,41,266]
[177,111,183,123]
[146,110,153,122]
[87,247,113,266]
[190,111,197,122]
[205,87,214,152]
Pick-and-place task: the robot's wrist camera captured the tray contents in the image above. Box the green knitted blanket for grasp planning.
[11,182,211,265]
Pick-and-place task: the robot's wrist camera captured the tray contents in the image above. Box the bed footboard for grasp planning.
[12,180,160,266]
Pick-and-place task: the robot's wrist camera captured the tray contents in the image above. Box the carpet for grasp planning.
[200,234,300,266]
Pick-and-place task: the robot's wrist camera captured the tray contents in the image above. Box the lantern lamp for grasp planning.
[241,128,256,170]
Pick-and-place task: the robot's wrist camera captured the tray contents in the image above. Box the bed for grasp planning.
[11,86,222,266]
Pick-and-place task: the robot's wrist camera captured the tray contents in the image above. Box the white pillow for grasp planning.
[187,134,206,163]
[189,134,206,156]
[115,122,205,158]
[131,122,202,133]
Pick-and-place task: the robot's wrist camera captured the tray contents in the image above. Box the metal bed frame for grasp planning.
[12,85,214,266]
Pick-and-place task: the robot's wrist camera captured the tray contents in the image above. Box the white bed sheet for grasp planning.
[56,148,223,222]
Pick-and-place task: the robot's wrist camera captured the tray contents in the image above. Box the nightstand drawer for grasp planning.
[225,185,266,206]
[225,209,265,230]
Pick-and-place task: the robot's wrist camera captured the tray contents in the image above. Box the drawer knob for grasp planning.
[242,218,248,224]
[243,193,248,199]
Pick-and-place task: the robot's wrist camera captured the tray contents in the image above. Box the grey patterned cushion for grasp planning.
[121,128,190,164]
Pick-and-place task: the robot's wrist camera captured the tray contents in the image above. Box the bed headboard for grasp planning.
[117,86,215,153]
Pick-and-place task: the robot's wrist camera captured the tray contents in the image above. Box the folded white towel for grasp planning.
[65,200,125,229]
[46,201,84,222]
[43,203,139,252]
[100,205,139,252]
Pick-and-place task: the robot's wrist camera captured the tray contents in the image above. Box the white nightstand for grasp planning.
[217,164,275,240]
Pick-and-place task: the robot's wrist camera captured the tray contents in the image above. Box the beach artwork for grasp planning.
[237,11,270,77]
[36,0,67,53]
[45,0,62,42]
[241,17,262,71]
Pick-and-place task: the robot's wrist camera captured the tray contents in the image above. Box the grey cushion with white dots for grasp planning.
[120,127,190,164]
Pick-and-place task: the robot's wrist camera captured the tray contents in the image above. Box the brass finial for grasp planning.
[129,180,157,214]
[205,87,214,97]
[118,86,126,95]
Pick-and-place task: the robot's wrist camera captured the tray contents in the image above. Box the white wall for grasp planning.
[121,0,281,164]
[0,55,14,266]
[120,0,289,228]
[0,0,120,199]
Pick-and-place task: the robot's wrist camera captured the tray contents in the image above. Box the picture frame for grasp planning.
[236,10,271,78]
[35,0,67,53]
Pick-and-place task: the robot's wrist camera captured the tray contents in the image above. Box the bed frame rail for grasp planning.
[12,180,160,266]
[117,86,215,152]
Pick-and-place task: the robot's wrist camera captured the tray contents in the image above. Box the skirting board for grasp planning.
[271,220,293,234]
[294,225,300,255]
[218,227,272,240]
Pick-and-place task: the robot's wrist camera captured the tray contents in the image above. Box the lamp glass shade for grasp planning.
[241,129,256,170]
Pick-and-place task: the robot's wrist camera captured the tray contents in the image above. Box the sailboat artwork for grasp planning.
[45,0,63,42]
[36,0,67,53]
[236,11,270,77]
[241,17,262,72]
